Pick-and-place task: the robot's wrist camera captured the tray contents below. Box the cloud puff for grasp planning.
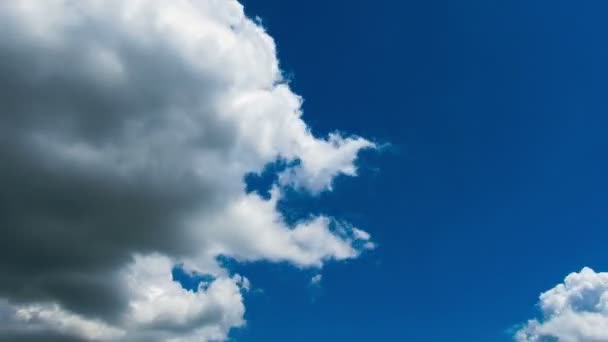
[516,267,608,342]
[0,0,374,340]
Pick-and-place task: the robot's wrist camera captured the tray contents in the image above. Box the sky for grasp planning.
[1,1,608,342]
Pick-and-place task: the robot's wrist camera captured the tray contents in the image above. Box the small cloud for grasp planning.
[514,267,608,341]
[353,228,371,240]
[310,274,322,286]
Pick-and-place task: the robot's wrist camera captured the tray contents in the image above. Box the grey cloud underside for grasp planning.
[0,9,234,323]
[0,82,223,322]
[0,332,84,342]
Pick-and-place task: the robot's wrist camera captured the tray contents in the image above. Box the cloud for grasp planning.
[310,275,322,286]
[0,0,374,341]
[515,267,608,342]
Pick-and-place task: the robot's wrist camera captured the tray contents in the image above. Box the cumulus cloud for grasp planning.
[0,0,374,341]
[516,267,608,342]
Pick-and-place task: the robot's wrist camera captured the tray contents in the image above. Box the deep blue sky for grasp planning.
[231,1,608,341]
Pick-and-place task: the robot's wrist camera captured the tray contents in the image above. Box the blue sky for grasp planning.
[232,1,608,341]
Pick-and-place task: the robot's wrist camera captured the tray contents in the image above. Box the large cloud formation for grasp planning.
[0,1,374,341]
[516,267,608,342]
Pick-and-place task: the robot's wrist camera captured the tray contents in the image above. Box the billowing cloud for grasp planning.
[516,267,608,342]
[0,1,374,341]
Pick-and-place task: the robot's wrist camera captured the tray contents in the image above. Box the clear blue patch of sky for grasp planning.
[172,264,215,292]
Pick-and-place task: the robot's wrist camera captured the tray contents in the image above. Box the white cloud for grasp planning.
[188,187,371,269]
[310,274,323,286]
[14,304,125,341]
[277,133,375,193]
[0,0,375,341]
[516,267,608,342]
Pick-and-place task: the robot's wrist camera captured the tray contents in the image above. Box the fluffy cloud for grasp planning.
[516,267,608,342]
[0,1,374,341]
